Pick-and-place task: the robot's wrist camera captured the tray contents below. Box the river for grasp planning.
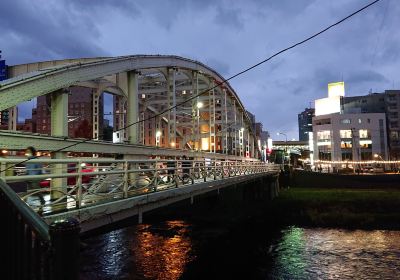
[79,221,400,279]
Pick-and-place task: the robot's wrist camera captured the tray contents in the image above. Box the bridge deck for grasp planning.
[1,158,280,232]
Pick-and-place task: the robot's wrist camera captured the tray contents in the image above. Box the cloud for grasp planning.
[2,0,399,140]
[0,0,108,64]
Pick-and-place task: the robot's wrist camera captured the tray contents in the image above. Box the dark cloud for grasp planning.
[347,70,388,84]
[0,0,108,64]
[2,0,399,140]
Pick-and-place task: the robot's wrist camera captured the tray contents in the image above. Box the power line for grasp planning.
[0,0,381,174]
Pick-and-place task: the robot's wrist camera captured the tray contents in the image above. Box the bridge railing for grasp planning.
[0,158,280,215]
[0,178,80,280]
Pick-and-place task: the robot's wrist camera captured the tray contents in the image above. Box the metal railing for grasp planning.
[1,158,280,215]
[0,179,80,280]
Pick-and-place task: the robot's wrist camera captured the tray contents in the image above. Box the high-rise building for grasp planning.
[298,108,315,141]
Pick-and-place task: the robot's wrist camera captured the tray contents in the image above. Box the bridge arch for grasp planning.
[0,55,258,158]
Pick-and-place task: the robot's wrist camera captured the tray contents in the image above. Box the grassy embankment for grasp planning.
[269,187,400,229]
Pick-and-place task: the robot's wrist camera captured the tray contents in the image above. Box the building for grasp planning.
[298,108,315,141]
[313,82,388,164]
[342,90,400,159]
[35,86,103,138]
[0,51,9,129]
[313,113,387,161]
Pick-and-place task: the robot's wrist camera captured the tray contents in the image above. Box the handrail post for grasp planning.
[213,160,216,180]
[123,160,128,198]
[49,217,80,280]
[154,160,158,192]
[76,161,83,209]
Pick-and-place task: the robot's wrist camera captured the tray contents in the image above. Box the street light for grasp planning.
[276,132,288,142]
[374,153,383,160]
[196,102,203,109]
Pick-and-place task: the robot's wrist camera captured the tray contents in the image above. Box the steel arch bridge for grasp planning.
[0,55,259,158]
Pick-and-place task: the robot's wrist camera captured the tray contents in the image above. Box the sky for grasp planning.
[1,0,399,140]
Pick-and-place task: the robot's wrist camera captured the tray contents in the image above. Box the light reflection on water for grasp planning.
[269,227,400,280]
[79,220,193,280]
[131,221,193,280]
[80,222,400,280]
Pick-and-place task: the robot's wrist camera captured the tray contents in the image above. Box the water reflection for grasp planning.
[131,221,193,280]
[80,222,400,280]
[270,227,400,279]
[80,221,193,280]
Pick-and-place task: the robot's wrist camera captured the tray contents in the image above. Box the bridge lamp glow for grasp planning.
[170,142,176,147]
[156,131,162,137]
[182,90,186,95]
[1,149,8,154]
[196,102,203,109]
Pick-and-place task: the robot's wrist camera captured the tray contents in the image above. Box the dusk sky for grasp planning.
[1,0,398,140]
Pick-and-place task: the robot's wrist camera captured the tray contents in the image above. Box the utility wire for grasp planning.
[0,0,381,174]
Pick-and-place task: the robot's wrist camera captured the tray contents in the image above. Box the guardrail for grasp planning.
[0,179,80,280]
[0,158,280,215]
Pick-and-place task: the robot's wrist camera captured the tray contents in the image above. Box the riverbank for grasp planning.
[268,187,400,229]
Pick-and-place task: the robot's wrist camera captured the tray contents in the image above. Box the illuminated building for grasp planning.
[313,82,388,163]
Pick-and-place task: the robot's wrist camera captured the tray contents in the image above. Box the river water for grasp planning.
[79,221,400,279]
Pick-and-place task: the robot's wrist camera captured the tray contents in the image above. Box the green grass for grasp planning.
[269,188,400,229]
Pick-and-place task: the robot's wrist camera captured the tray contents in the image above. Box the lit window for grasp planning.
[341,141,352,149]
[340,130,352,139]
[359,129,369,139]
[340,119,351,124]
[317,130,331,140]
[358,118,362,124]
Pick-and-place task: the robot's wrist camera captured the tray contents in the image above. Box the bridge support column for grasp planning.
[50,89,68,200]
[223,88,228,154]
[167,68,177,147]
[127,71,139,144]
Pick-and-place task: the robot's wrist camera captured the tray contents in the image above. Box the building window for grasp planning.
[359,129,370,139]
[317,130,331,140]
[358,118,362,124]
[367,119,371,123]
[340,130,352,139]
[341,151,352,160]
[341,141,352,149]
[340,119,351,124]
[391,121,398,128]
[390,131,399,140]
